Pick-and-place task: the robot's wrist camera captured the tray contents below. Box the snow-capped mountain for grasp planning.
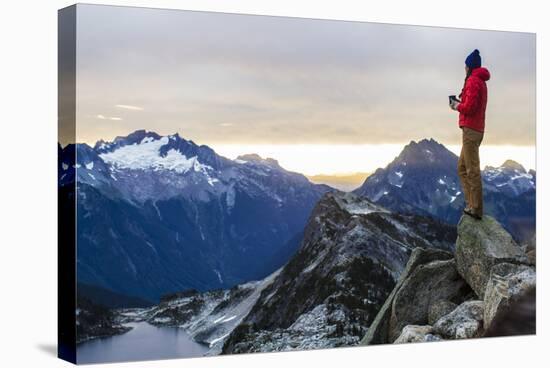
[353,139,535,242]
[354,139,462,222]
[59,130,333,302]
[220,191,456,353]
[483,160,536,197]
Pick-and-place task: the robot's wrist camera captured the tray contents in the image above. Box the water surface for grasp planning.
[77,322,210,364]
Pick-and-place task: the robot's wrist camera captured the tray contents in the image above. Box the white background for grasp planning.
[0,0,547,367]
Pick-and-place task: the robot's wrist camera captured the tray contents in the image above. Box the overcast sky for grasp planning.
[71,4,536,173]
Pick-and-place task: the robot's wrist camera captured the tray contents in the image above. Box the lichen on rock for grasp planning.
[455,215,528,298]
[394,325,442,344]
[360,247,455,345]
[483,262,536,332]
[389,259,471,341]
[432,300,484,339]
[428,300,457,326]
[362,214,536,346]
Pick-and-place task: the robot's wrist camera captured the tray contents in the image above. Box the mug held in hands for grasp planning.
[448,95,460,110]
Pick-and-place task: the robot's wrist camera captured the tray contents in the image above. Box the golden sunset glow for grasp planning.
[73,5,536,177]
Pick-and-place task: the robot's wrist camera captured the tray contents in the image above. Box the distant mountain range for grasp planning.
[64,132,536,353]
[136,178,534,353]
[222,191,457,353]
[353,139,535,243]
[59,130,333,302]
[307,172,371,191]
[59,132,535,305]
[123,191,457,353]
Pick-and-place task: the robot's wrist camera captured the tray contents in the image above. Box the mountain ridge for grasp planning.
[59,132,535,303]
[60,130,334,301]
[353,138,535,242]
[220,191,456,353]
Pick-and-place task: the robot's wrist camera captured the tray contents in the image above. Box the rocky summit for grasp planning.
[362,214,535,346]
[102,200,535,353]
[483,262,536,334]
[456,215,528,298]
[61,130,333,301]
[353,139,536,243]
[220,191,456,353]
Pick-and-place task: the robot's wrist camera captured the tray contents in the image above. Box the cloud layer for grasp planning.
[74,4,536,148]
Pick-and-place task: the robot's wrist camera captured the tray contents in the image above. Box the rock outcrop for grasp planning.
[524,234,536,266]
[388,259,471,341]
[428,300,457,325]
[483,263,536,332]
[483,287,536,337]
[360,248,472,345]
[223,192,457,354]
[394,325,441,344]
[362,214,536,346]
[432,300,484,339]
[76,296,131,344]
[455,215,528,298]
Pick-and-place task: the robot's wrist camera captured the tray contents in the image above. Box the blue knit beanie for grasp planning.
[465,49,481,69]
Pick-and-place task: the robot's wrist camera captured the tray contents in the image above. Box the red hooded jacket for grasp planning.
[457,67,491,132]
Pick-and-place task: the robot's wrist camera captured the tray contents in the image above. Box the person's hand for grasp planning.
[449,100,460,111]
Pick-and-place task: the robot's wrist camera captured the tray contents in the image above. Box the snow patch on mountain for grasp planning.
[133,269,282,354]
[63,130,334,301]
[333,192,387,215]
[226,185,236,212]
[152,201,162,220]
[99,136,213,175]
[214,269,223,284]
[483,160,535,196]
[145,241,157,255]
[388,170,404,188]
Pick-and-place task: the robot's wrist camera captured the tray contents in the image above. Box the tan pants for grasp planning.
[458,127,484,215]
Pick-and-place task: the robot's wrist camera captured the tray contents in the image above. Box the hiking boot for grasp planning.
[463,208,482,220]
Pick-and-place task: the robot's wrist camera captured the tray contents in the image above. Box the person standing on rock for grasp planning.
[449,49,491,220]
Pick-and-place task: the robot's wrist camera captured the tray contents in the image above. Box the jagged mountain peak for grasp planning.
[484,159,527,174]
[483,160,534,200]
[76,143,104,166]
[92,130,237,173]
[354,138,460,210]
[353,138,535,242]
[501,159,526,173]
[93,129,201,153]
[94,129,163,153]
[237,153,263,161]
[396,138,456,167]
[236,153,281,168]
[408,137,440,148]
[327,191,388,216]
[62,129,335,301]
[115,129,161,143]
[86,129,236,178]
[221,185,456,353]
[97,134,213,174]
[403,138,446,153]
